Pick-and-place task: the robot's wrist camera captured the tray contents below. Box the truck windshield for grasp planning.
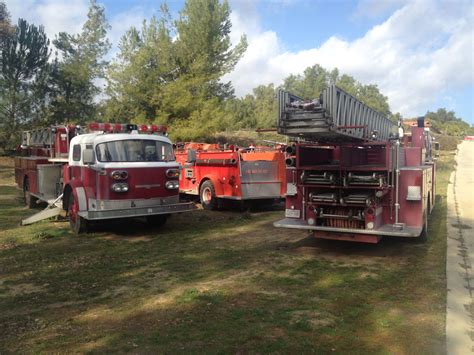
[96,139,175,162]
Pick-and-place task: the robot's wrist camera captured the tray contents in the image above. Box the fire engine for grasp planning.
[15,123,195,233]
[274,85,438,243]
[174,143,286,209]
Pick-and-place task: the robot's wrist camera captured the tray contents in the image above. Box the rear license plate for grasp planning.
[285,209,300,218]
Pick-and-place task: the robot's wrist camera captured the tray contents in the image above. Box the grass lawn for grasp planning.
[0,152,455,353]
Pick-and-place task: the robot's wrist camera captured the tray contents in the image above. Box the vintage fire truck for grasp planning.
[274,85,438,243]
[15,123,194,233]
[174,143,286,209]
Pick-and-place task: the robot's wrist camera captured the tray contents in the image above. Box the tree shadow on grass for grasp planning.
[0,206,445,353]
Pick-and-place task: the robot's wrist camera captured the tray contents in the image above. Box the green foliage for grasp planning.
[0,17,50,150]
[105,0,247,140]
[433,134,460,151]
[0,0,471,148]
[225,83,277,130]
[0,0,13,52]
[426,108,471,136]
[49,0,111,124]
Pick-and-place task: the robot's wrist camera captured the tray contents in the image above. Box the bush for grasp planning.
[433,134,460,151]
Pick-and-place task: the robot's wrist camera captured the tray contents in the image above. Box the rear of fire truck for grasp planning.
[175,143,286,210]
[274,85,436,243]
[15,123,194,233]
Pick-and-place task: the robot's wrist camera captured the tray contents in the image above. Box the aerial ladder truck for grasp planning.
[274,85,438,243]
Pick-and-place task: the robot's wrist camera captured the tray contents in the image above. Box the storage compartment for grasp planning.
[37,164,62,199]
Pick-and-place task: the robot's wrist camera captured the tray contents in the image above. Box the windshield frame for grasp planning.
[95,139,175,163]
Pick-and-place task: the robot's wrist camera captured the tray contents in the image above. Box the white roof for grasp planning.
[70,132,172,146]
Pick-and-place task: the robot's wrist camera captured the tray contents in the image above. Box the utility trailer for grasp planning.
[15,123,194,233]
[274,86,438,243]
[175,143,286,210]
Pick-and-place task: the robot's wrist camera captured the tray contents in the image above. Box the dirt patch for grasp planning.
[0,241,17,250]
[290,310,335,329]
[1,283,45,297]
[0,156,14,167]
[101,235,153,243]
[358,271,378,279]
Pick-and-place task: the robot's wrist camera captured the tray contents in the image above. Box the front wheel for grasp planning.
[68,193,88,234]
[200,181,217,210]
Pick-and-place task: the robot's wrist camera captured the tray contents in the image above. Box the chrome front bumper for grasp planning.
[274,218,422,238]
[79,202,196,220]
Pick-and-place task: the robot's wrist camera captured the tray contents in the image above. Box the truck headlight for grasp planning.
[166,168,180,178]
[366,221,374,230]
[111,170,128,180]
[165,180,179,190]
[112,183,129,192]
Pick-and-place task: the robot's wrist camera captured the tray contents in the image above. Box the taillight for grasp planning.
[166,168,180,178]
[111,170,128,180]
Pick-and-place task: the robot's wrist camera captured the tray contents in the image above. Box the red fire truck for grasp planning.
[274,85,438,243]
[15,123,194,233]
[174,143,286,209]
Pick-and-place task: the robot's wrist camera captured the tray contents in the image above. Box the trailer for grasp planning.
[15,123,194,233]
[174,143,286,209]
[274,86,438,243]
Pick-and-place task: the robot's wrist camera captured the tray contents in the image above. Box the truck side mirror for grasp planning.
[187,149,197,163]
[83,148,95,165]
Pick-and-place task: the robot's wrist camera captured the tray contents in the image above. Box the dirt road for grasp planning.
[446,141,474,354]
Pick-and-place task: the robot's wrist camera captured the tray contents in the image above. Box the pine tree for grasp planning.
[0,18,50,150]
[51,0,111,124]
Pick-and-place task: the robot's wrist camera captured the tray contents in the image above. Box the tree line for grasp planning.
[0,0,471,152]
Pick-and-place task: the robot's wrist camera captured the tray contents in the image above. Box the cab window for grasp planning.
[72,144,81,161]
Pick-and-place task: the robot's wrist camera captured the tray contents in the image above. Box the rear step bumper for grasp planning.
[274,218,422,238]
[79,202,196,220]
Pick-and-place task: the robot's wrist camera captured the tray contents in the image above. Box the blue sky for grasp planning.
[7,0,474,124]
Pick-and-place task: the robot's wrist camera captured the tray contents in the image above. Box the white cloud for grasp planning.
[225,0,474,118]
[6,0,88,41]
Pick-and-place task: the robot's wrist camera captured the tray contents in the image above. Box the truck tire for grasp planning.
[68,192,88,234]
[418,210,428,243]
[23,177,37,208]
[200,180,217,210]
[146,214,168,227]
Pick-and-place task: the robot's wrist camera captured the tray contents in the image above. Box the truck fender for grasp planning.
[63,182,88,212]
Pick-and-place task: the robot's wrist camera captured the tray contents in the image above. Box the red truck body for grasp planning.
[175,143,286,209]
[15,123,194,232]
[274,86,437,243]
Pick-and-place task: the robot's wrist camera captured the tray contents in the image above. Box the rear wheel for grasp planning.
[418,209,428,243]
[23,177,37,208]
[200,180,217,210]
[146,214,168,227]
[68,192,88,234]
